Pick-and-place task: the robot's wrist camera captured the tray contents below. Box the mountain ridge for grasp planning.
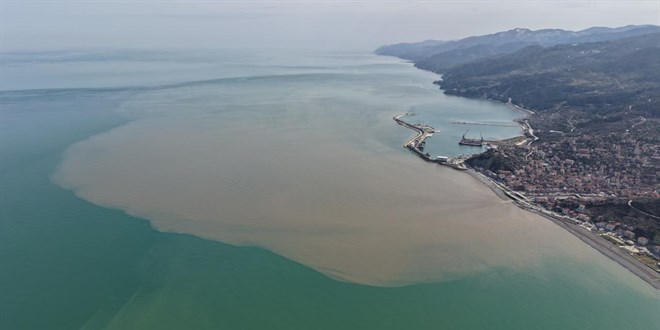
[439,32,660,117]
[376,25,660,72]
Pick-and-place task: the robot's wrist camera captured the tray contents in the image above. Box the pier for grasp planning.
[451,121,519,128]
[393,113,467,170]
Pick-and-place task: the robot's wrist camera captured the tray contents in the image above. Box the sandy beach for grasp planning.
[466,169,660,290]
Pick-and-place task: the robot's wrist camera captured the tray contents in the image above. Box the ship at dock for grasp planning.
[459,131,483,147]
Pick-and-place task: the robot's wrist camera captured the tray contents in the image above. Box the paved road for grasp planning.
[538,212,660,290]
[467,170,660,290]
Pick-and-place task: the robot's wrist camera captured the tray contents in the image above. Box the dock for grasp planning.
[451,121,519,128]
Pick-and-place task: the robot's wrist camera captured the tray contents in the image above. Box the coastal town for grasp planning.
[381,24,660,291]
[485,131,658,199]
[465,111,660,283]
[395,104,660,289]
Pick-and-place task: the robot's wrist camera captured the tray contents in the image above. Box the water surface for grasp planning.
[1,51,658,329]
[52,53,571,285]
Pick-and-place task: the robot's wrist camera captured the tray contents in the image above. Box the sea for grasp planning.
[1,50,658,329]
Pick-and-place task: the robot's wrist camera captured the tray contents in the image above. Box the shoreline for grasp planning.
[459,92,660,290]
[504,98,535,116]
[402,63,660,290]
[393,109,660,290]
[465,169,660,290]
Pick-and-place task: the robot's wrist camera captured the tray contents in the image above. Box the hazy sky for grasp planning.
[1,0,658,52]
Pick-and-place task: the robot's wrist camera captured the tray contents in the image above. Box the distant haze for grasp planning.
[1,0,658,52]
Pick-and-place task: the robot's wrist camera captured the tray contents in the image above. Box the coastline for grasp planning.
[393,107,660,290]
[404,63,660,290]
[465,169,660,290]
[463,98,660,290]
[465,93,659,290]
[504,98,535,115]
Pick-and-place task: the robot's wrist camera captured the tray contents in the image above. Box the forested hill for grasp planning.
[439,33,660,116]
[375,25,660,73]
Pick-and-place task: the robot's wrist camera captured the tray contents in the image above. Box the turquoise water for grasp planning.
[1,52,658,329]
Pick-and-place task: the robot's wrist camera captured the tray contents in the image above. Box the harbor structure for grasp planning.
[393,113,467,170]
[459,131,484,147]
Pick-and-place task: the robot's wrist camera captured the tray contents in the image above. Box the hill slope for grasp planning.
[439,32,660,117]
[376,25,660,72]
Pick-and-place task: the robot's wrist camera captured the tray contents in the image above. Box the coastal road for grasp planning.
[468,170,660,290]
[400,116,660,290]
[538,212,660,290]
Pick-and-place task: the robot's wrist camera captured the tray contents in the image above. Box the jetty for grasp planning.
[451,121,519,128]
[393,113,466,170]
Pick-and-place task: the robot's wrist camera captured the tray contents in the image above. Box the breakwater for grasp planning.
[393,113,467,170]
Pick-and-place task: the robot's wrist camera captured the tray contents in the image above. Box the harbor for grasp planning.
[393,113,467,170]
[395,110,660,290]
